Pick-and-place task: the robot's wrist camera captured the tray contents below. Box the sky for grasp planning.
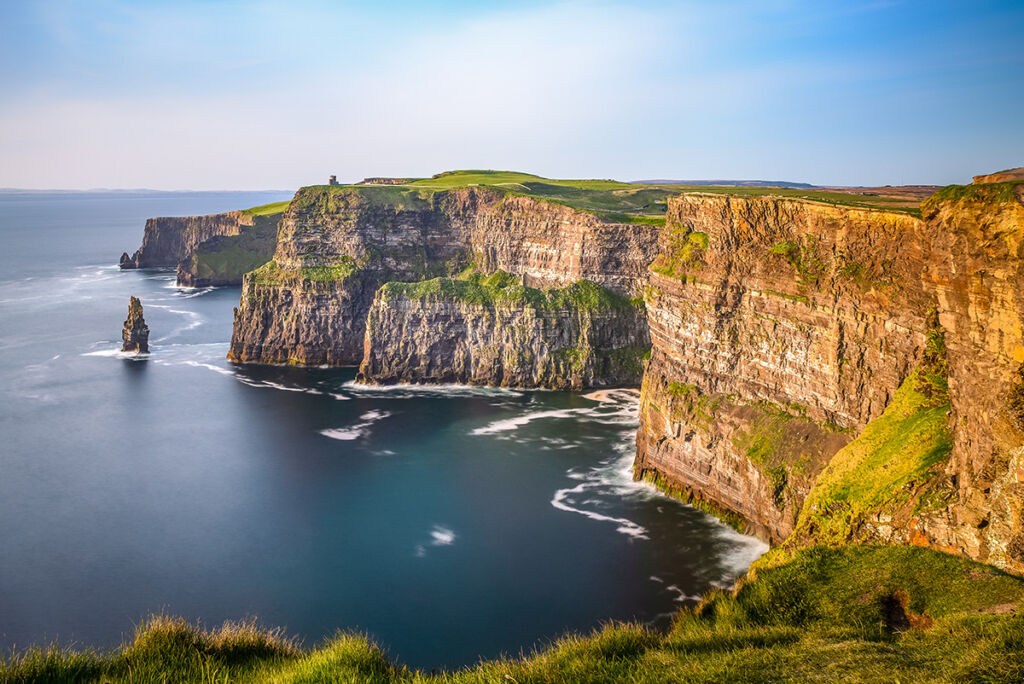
[0,0,1022,189]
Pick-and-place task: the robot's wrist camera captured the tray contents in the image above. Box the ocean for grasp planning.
[0,190,765,670]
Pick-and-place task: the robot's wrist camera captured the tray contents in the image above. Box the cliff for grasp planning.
[120,202,286,286]
[121,296,149,353]
[358,271,648,388]
[120,211,250,270]
[176,212,279,287]
[633,195,928,542]
[633,183,1024,571]
[228,184,660,367]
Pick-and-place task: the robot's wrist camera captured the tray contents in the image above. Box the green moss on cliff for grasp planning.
[241,200,291,216]
[248,258,359,287]
[379,270,639,314]
[793,370,952,545]
[923,181,1022,211]
[9,546,1023,683]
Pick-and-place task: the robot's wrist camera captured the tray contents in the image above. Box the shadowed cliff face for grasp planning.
[228,186,660,367]
[120,212,250,270]
[358,275,649,389]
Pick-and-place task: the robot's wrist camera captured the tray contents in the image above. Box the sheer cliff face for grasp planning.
[358,279,649,389]
[915,184,1024,569]
[228,186,660,366]
[121,212,250,269]
[635,195,931,542]
[635,187,1024,571]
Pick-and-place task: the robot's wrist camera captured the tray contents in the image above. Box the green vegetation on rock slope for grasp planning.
[6,546,1022,683]
[290,170,922,228]
[379,269,642,313]
[185,201,290,284]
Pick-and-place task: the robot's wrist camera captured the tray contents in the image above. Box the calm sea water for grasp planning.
[0,191,766,670]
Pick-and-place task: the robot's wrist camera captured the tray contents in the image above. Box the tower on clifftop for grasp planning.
[328,175,338,186]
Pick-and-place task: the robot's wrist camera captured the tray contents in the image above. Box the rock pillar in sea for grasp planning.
[122,296,150,353]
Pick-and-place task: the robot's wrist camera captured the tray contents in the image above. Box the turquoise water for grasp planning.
[0,191,765,670]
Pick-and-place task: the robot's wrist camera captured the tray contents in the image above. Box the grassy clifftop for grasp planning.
[7,546,1022,683]
[290,170,923,227]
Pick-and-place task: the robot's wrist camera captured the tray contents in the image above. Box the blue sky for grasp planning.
[0,0,1022,189]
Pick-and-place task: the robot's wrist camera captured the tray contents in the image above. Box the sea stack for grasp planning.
[122,296,150,353]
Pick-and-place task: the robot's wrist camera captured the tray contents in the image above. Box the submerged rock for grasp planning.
[122,296,150,353]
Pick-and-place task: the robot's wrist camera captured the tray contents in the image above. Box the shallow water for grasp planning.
[0,191,766,670]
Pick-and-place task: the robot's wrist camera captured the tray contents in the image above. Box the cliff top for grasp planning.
[298,169,925,222]
[973,167,1024,184]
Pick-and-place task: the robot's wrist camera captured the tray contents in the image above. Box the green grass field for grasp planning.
[240,200,291,217]
[295,170,923,225]
[5,546,1022,683]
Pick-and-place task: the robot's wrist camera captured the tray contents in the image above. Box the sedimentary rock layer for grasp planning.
[120,212,251,270]
[634,185,1024,572]
[634,195,931,541]
[228,186,660,366]
[176,213,279,287]
[358,275,649,389]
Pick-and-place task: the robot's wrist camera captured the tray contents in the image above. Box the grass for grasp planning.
[247,258,359,287]
[241,200,291,217]
[379,269,640,313]
[922,181,1022,212]
[6,546,1023,683]
[187,218,277,283]
[793,370,953,545]
[291,170,924,230]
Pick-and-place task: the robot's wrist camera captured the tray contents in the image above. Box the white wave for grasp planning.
[551,482,649,539]
[320,427,364,441]
[82,348,148,360]
[665,584,703,603]
[183,360,235,377]
[150,305,203,342]
[471,408,584,435]
[344,380,522,399]
[415,524,457,557]
[320,409,392,441]
[430,526,456,545]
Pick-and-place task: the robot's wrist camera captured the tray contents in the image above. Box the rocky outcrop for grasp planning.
[358,273,649,388]
[973,167,1024,184]
[634,183,1024,572]
[228,186,660,366]
[909,182,1024,570]
[121,296,149,353]
[120,211,250,270]
[634,195,932,541]
[176,213,278,287]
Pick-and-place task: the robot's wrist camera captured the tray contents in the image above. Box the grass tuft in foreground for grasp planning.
[4,546,1023,683]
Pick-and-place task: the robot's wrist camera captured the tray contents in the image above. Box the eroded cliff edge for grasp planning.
[228,185,659,370]
[224,174,1024,573]
[634,184,1024,571]
[120,203,285,286]
[358,271,648,389]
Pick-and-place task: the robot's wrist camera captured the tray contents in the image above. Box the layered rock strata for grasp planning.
[634,195,932,542]
[176,213,279,287]
[634,184,1024,572]
[121,296,149,353]
[358,273,649,388]
[120,211,250,270]
[228,186,660,366]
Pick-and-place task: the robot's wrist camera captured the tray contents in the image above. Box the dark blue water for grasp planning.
[0,191,765,670]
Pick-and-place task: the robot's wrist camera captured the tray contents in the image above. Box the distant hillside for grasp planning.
[633,179,816,189]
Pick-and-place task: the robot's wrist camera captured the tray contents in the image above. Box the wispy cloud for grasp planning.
[0,0,1021,188]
